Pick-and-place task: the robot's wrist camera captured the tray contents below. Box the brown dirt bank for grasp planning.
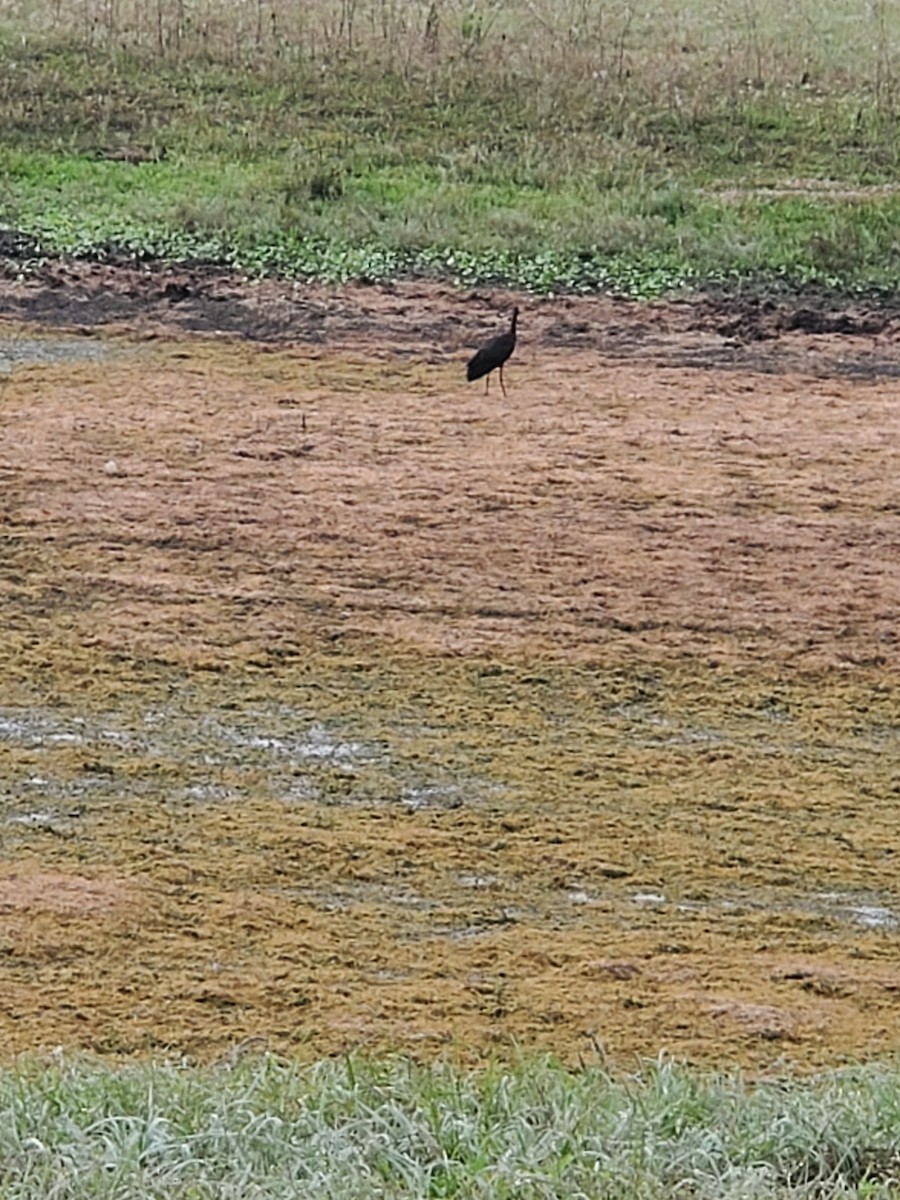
[0,269,898,1070]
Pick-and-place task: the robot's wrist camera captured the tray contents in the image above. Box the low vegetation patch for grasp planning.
[4,1053,900,1198]
[0,1,899,295]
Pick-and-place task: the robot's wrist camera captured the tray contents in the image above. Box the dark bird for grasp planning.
[467,307,518,397]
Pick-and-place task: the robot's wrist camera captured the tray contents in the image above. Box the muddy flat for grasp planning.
[0,264,899,1069]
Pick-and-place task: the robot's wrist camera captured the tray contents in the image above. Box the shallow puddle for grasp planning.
[0,332,111,373]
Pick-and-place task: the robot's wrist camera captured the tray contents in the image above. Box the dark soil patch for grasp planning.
[1,258,900,381]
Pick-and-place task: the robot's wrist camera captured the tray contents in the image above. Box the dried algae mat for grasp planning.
[0,305,898,1069]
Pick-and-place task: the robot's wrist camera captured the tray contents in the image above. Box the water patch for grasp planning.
[458,874,500,889]
[816,892,897,929]
[628,887,899,933]
[0,334,110,374]
[181,784,241,804]
[634,892,667,905]
[0,712,86,747]
[305,890,355,913]
[200,715,373,769]
[0,701,486,819]
[293,882,437,916]
[6,810,59,829]
[402,784,465,811]
[851,904,896,928]
[0,709,137,751]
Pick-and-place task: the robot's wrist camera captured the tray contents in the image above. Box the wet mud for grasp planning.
[0,269,899,1070]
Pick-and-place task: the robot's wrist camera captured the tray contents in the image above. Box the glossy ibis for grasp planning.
[467,307,518,396]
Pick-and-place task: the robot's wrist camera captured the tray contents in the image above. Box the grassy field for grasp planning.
[3,1052,900,1198]
[0,0,899,294]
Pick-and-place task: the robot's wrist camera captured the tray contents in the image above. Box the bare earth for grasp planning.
[1,262,899,1070]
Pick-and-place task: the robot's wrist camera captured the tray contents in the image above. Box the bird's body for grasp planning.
[467,307,518,396]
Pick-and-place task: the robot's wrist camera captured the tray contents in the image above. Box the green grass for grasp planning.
[0,5,899,295]
[3,1053,900,1197]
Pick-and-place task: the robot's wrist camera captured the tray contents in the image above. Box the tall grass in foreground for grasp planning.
[2,1053,900,1197]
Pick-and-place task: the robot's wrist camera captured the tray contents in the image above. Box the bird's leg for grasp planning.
[499,364,507,398]
[484,374,490,395]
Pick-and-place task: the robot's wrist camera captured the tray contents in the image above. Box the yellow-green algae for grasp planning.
[0,322,899,1069]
